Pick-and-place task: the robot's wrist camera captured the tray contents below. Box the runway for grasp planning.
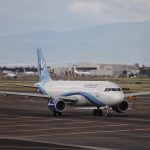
[0,95,150,150]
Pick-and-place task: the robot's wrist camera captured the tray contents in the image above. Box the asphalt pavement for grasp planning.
[0,95,150,150]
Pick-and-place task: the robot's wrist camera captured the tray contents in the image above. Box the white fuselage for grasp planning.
[74,71,91,76]
[25,71,35,76]
[2,70,12,75]
[74,66,91,76]
[6,73,17,78]
[41,80,124,107]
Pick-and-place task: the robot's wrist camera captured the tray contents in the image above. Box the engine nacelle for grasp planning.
[112,101,128,113]
[48,99,66,113]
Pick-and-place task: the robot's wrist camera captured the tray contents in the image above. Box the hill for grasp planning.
[0,21,150,65]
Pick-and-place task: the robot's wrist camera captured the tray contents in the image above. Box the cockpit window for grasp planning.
[104,88,122,92]
[104,88,108,91]
[117,88,121,91]
[111,88,117,91]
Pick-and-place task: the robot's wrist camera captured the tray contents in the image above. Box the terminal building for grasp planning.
[49,62,139,77]
[67,62,139,77]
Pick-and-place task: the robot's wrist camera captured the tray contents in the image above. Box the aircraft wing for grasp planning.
[0,91,50,98]
[0,91,77,103]
[124,91,150,97]
[59,96,77,103]
[1,83,38,88]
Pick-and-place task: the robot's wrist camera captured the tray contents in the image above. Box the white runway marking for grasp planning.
[21,127,150,138]
[0,118,65,124]
[0,116,47,120]
[0,146,66,150]
[113,117,150,122]
[0,137,115,150]
[0,120,96,128]
[1,124,128,133]
[0,115,98,123]
[133,128,150,131]
[0,116,115,125]
[0,124,128,133]
[0,114,17,117]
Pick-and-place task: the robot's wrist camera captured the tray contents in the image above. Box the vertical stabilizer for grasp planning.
[15,69,18,75]
[73,66,77,73]
[37,48,51,82]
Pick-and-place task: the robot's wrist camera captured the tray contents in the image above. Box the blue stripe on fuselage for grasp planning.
[62,91,105,107]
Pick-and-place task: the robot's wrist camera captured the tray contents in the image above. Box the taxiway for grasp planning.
[0,95,150,150]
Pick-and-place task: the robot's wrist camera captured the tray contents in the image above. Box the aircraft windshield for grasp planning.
[104,88,122,92]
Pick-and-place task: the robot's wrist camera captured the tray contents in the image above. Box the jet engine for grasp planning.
[112,101,128,113]
[48,99,66,113]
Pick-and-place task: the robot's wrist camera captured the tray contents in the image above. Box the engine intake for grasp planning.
[48,99,66,113]
[112,101,128,113]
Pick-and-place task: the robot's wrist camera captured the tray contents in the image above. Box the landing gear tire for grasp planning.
[93,109,102,116]
[105,112,111,118]
[97,109,102,116]
[58,112,62,116]
[93,109,97,116]
[53,112,57,116]
[53,112,62,116]
[104,106,112,117]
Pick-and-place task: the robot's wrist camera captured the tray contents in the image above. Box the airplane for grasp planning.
[73,66,91,76]
[23,68,36,76]
[0,49,150,117]
[2,70,12,75]
[5,70,18,79]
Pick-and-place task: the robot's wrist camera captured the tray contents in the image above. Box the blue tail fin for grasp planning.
[37,48,52,82]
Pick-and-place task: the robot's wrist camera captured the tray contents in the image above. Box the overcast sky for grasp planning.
[0,0,150,66]
[0,0,150,35]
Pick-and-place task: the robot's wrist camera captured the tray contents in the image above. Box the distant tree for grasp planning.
[139,67,150,77]
[129,73,134,78]
[122,70,127,75]
[134,63,139,68]
[141,64,146,68]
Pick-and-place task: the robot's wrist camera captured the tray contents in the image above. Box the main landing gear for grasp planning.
[93,107,102,116]
[93,106,111,117]
[53,112,62,116]
[105,106,111,117]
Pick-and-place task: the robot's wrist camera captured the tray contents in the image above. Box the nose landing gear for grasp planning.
[105,106,111,117]
[92,106,112,117]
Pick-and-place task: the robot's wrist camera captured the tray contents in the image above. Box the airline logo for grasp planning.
[84,83,99,88]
